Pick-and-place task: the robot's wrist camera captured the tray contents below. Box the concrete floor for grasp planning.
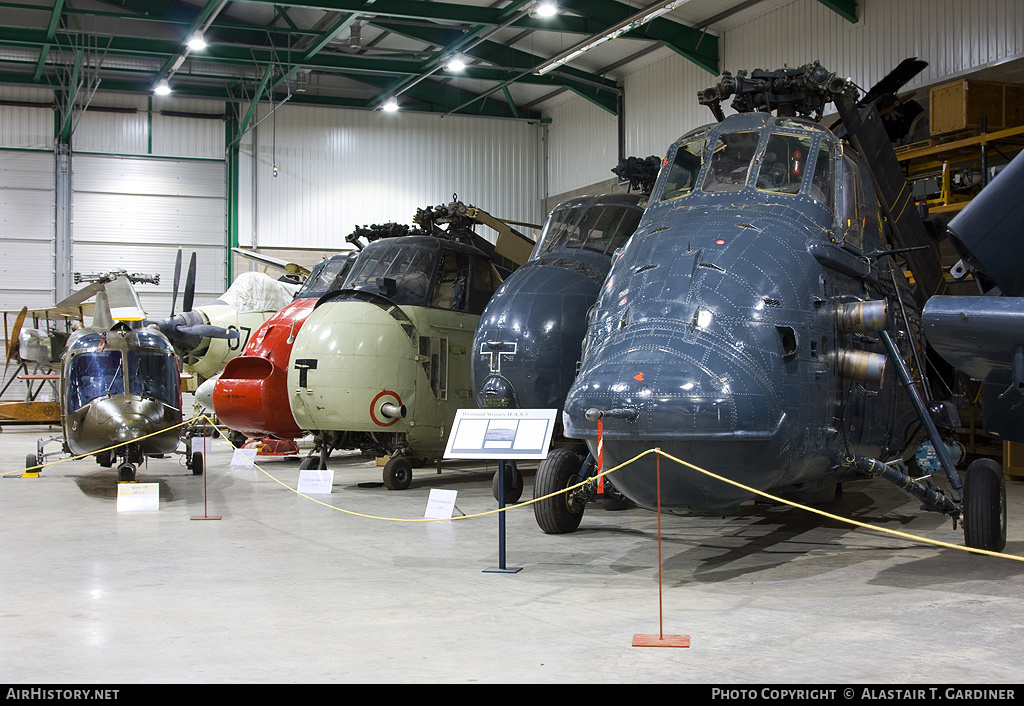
[2,420,1024,685]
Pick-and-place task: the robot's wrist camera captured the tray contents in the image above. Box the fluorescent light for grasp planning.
[536,0,689,75]
[382,97,399,112]
[187,30,207,51]
[446,54,467,72]
[154,78,171,96]
[533,0,557,18]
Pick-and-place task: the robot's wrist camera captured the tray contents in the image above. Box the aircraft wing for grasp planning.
[12,303,97,320]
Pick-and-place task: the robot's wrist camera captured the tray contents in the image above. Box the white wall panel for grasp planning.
[622,50,717,163]
[71,154,227,317]
[544,97,619,197]
[724,0,1024,101]
[545,0,1024,197]
[0,86,54,150]
[74,95,228,159]
[0,149,55,309]
[238,103,543,250]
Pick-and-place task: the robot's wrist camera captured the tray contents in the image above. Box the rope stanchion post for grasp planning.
[632,449,690,648]
[191,416,221,521]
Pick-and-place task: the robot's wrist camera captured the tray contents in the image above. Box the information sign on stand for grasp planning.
[117,483,159,512]
[444,409,557,574]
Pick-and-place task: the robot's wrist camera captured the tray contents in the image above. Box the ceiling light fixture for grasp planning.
[535,0,689,75]
[382,97,399,112]
[187,30,207,51]
[445,54,467,72]
[532,0,558,18]
[154,78,171,96]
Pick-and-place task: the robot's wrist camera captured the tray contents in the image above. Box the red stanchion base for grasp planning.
[632,633,690,648]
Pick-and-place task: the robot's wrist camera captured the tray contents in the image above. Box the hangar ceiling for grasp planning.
[0,0,858,125]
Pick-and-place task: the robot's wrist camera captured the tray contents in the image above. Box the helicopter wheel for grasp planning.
[191,451,204,476]
[491,461,524,503]
[533,448,586,534]
[299,455,321,471]
[117,463,136,483]
[963,458,1007,553]
[96,450,113,468]
[383,456,413,490]
[25,453,38,471]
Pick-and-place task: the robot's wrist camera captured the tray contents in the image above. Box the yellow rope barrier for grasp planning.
[9,412,1021,561]
[3,414,205,476]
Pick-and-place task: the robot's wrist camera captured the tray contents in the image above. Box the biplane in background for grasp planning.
[2,302,95,424]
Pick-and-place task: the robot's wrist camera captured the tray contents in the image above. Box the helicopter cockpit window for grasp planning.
[659,136,711,202]
[702,131,760,192]
[66,350,125,411]
[467,258,501,314]
[430,251,471,310]
[809,141,834,212]
[533,203,585,258]
[838,154,878,252]
[295,255,354,300]
[344,241,439,308]
[127,351,180,407]
[756,134,813,194]
[534,204,644,258]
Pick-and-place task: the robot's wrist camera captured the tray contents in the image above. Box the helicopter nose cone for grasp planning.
[564,324,788,513]
[478,374,520,408]
[472,257,605,410]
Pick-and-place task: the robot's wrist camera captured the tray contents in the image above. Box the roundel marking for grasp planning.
[370,390,403,427]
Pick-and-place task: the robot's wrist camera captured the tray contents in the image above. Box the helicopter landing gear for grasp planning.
[117,462,137,482]
[963,458,1007,553]
[533,448,588,534]
[299,455,320,470]
[190,451,205,476]
[492,461,524,503]
[383,456,413,490]
[25,453,40,472]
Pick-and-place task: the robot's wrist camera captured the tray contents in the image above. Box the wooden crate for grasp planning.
[930,79,1024,136]
[1003,441,1024,479]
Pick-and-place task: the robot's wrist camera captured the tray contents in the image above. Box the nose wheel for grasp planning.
[492,461,524,503]
[117,462,137,482]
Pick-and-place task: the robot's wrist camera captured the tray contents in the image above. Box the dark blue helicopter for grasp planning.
[542,61,1007,552]
[472,188,648,502]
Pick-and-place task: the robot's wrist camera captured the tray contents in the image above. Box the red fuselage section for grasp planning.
[212,298,315,439]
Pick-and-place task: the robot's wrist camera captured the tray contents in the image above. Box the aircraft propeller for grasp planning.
[4,306,27,379]
[146,249,238,348]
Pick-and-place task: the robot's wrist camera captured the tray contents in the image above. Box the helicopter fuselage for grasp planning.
[61,325,182,459]
[564,112,919,514]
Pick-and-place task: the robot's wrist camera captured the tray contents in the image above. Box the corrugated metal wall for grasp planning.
[71,96,228,315]
[237,103,544,252]
[545,0,1024,196]
[544,96,619,197]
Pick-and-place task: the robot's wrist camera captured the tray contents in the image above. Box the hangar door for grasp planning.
[71,153,227,320]
[0,149,55,311]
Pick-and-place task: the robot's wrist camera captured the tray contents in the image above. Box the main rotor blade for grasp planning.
[170,247,182,317]
[183,252,197,313]
[55,281,105,310]
[105,277,146,321]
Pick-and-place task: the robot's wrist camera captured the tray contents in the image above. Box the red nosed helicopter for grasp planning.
[211,250,357,443]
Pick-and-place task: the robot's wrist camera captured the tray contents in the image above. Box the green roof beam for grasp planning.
[817,0,858,23]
